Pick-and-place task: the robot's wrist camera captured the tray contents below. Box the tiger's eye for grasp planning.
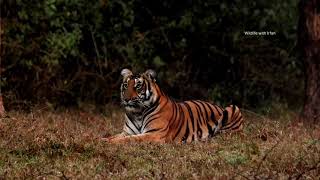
[136,83,142,89]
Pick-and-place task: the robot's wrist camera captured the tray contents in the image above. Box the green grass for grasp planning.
[0,107,319,179]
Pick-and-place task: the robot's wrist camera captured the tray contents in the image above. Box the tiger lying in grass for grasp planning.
[103,69,243,143]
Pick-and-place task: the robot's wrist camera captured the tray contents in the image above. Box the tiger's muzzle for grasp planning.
[122,97,140,107]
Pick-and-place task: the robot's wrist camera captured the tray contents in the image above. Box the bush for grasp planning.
[1,0,302,109]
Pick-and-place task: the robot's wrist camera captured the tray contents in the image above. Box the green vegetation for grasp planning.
[0,107,319,179]
[2,0,302,109]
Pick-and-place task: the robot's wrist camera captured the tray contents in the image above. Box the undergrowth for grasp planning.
[0,105,319,179]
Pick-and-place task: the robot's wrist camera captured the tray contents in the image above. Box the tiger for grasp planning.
[103,69,244,143]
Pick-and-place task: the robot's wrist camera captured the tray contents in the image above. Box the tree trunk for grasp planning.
[0,95,5,117]
[0,19,5,117]
[298,0,320,123]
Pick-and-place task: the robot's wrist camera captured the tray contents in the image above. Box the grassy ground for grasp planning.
[0,106,319,179]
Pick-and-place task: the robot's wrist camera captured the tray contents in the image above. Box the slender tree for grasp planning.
[298,0,320,123]
[0,95,4,117]
[0,18,4,117]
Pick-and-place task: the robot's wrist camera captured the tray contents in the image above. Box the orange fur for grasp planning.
[104,69,244,144]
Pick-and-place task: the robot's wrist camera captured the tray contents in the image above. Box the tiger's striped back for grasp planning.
[161,100,243,143]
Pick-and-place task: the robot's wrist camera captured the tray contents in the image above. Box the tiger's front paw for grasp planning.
[101,136,114,142]
[102,136,125,144]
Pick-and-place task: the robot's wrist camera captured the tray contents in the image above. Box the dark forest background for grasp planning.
[1,0,303,111]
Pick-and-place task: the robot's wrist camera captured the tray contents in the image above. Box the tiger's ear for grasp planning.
[145,69,157,81]
[121,68,133,78]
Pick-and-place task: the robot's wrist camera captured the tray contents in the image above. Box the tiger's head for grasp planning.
[120,69,160,113]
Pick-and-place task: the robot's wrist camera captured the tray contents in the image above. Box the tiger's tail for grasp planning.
[220,105,244,133]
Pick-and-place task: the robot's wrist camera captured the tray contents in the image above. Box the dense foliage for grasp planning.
[1,0,302,109]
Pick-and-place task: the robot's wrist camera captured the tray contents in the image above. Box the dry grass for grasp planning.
[0,106,319,179]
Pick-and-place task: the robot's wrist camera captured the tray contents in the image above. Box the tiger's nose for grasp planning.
[124,97,138,102]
